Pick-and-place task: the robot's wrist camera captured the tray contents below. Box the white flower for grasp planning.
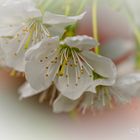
[19,82,58,104]
[25,35,116,100]
[110,73,140,103]
[0,0,85,71]
[53,73,140,113]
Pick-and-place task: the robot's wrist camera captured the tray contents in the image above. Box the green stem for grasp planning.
[92,0,99,54]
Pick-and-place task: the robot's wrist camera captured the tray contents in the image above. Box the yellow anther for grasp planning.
[58,59,67,76]
[75,83,78,86]
[10,70,16,77]
[24,30,33,49]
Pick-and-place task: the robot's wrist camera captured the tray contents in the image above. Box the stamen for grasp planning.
[10,70,16,77]
[75,66,78,86]
[82,62,92,77]
[49,86,57,105]
[71,50,77,66]
[78,53,94,71]
[24,30,33,49]
[45,52,60,79]
[40,24,50,36]
[13,18,52,56]
[65,54,70,87]
[81,105,87,115]
[35,22,38,38]
[52,59,62,81]
[102,92,105,106]
[39,90,48,103]
[71,50,79,86]
[73,51,84,71]
[15,32,30,55]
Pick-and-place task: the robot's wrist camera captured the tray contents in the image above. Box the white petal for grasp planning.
[64,35,99,50]
[25,60,48,91]
[43,11,86,25]
[87,78,116,93]
[0,0,41,25]
[25,36,59,61]
[19,82,44,98]
[0,25,22,37]
[56,66,93,100]
[109,87,132,104]
[48,24,67,37]
[25,55,59,91]
[1,38,25,71]
[25,37,60,91]
[112,73,140,97]
[53,95,79,113]
[82,51,117,79]
[86,86,96,93]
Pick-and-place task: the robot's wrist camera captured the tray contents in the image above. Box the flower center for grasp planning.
[14,17,50,55]
[41,44,95,87]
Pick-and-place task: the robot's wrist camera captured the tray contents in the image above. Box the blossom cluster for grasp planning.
[0,0,140,114]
